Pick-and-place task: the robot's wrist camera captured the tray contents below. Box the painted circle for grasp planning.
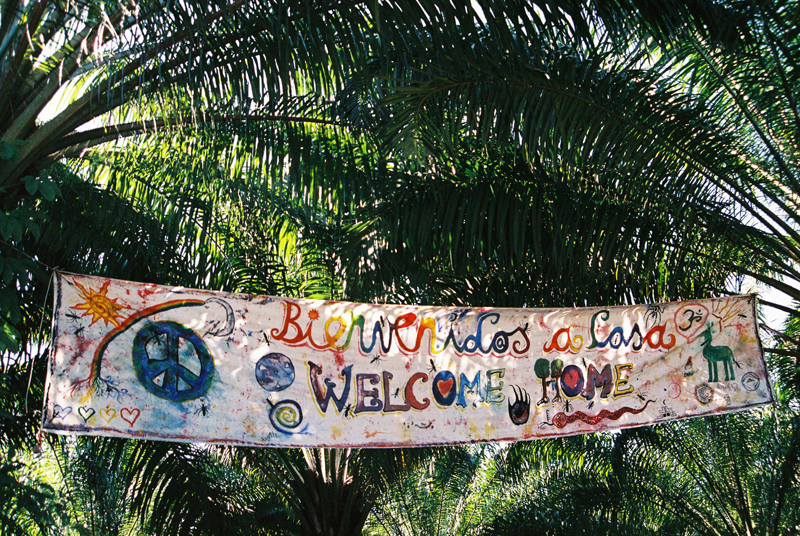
[432,370,457,406]
[560,365,584,398]
[132,321,214,402]
[741,372,760,391]
[269,400,303,433]
[255,353,295,391]
[695,383,713,405]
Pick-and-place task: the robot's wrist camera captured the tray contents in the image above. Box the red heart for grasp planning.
[436,377,454,398]
[120,408,140,426]
[563,369,580,390]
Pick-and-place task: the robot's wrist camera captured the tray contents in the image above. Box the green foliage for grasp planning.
[0,0,798,534]
[0,458,65,535]
[221,446,442,536]
[365,445,510,536]
[609,407,800,536]
[52,438,132,536]
[0,143,58,354]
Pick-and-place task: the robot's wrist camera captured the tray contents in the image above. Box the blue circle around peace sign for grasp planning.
[132,321,215,402]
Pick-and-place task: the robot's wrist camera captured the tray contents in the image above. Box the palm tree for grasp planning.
[1,0,795,533]
[365,437,672,536]
[217,446,444,536]
[0,448,67,535]
[362,444,587,536]
[365,445,506,536]
[608,404,800,536]
[0,0,381,356]
[373,0,800,323]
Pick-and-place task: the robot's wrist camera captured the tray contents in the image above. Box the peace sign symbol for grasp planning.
[132,321,215,402]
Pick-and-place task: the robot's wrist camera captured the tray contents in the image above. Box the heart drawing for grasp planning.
[436,377,454,398]
[559,365,585,397]
[99,408,117,423]
[78,406,96,423]
[562,369,581,391]
[120,408,141,426]
[52,405,72,420]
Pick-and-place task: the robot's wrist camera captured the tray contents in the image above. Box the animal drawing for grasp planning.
[700,323,741,382]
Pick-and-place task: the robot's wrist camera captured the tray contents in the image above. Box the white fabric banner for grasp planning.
[43,273,773,447]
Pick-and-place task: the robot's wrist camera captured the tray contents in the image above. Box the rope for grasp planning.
[25,270,55,414]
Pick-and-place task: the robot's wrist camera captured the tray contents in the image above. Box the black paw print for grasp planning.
[508,385,531,425]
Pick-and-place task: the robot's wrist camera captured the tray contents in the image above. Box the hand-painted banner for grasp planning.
[43,273,773,447]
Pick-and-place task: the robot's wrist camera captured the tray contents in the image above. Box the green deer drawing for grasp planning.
[699,323,741,382]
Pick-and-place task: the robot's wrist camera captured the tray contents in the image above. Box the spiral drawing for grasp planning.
[269,400,303,433]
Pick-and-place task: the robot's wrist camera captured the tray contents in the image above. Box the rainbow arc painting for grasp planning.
[43,272,773,447]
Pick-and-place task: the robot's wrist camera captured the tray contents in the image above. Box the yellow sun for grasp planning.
[73,280,130,328]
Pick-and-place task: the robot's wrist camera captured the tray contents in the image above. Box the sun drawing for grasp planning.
[72,280,130,328]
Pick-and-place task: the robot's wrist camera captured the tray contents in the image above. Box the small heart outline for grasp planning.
[53,405,72,420]
[120,408,140,426]
[78,406,96,423]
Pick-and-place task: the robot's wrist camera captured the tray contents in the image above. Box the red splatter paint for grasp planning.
[74,336,92,355]
[333,349,345,368]
[137,286,160,299]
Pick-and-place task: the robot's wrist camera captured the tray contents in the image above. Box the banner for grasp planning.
[43,273,773,447]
